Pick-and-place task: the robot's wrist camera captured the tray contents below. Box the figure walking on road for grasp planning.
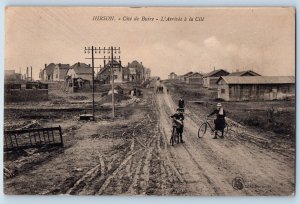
[207,103,226,139]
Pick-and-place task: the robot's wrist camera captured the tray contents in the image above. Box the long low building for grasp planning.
[216,76,295,101]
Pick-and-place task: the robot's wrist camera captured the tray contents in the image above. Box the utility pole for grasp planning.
[84,46,121,119]
[110,46,115,118]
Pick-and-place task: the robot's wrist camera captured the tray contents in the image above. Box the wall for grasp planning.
[217,81,230,101]
[5,89,48,102]
[188,77,203,84]
[224,84,295,101]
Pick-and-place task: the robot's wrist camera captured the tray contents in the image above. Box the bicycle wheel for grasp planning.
[198,123,207,138]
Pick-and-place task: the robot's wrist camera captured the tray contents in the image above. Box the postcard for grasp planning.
[3,7,295,196]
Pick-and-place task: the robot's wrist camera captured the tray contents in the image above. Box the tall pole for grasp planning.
[31,66,32,81]
[111,46,115,118]
[92,46,95,120]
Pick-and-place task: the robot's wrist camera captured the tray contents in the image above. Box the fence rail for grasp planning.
[4,126,63,152]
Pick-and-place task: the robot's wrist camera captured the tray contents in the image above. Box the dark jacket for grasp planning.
[171,113,184,128]
[178,99,185,108]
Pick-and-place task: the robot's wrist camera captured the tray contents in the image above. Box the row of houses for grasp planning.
[168,69,295,101]
[39,60,151,84]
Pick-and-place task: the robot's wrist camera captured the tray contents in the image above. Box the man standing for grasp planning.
[170,108,185,143]
[178,96,185,110]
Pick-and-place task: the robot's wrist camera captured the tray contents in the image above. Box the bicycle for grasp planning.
[170,126,180,146]
[198,117,228,138]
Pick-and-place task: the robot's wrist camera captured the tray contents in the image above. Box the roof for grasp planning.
[70,62,92,74]
[56,64,70,69]
[128,60,143,68]
[98,60,122,75]
[228,70,260,76]
[183,72,193,77]
[188,72,203,78]
[217,76,295,85]
[203,69,229,77]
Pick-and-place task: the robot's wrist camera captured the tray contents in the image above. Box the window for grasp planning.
[221,89,225,94]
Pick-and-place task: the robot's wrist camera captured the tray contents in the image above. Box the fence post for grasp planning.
[59,126,64,146]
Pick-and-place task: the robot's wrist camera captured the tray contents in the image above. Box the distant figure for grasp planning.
[167,88,169,94]
[207,103,226,139]
[77,78,83,89]
[178,96,185,109]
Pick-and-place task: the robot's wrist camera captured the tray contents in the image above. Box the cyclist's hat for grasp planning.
[217,103,222,107]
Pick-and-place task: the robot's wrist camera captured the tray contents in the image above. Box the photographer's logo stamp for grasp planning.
[232,177,245,190]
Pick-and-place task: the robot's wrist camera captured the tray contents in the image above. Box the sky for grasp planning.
[5,7,295,79]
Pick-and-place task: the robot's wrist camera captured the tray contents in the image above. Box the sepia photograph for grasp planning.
[3,7,295,196]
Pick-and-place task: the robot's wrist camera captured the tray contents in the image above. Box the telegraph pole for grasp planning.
[84,46,121,119]
[110,46,115,118]
[91,46,95,120]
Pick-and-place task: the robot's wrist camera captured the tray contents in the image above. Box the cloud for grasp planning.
[203,36,221,49]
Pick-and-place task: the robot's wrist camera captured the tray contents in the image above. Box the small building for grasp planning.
[186,72,203,84]
[145,68,151,80]
[183,72,194,82]
[203,69,230,88]
[216,76,295,101]
[168,72,177,79]
[5,70,22,81]
[53,63,70,81]
[40,63,56,81]
[97,60,123,84]
[228,70,261,77]
[67,62,93,81]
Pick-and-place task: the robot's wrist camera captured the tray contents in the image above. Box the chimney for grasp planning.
[26,67,29,79]
[104,60,106,67]
[31,66,32,81]
[45,64,47,68]
[58,63,61,67]
[214,66,215,71]
[78,62,80,66]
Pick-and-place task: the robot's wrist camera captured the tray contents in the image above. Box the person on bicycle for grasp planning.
[207,103,226,139]
[170,108,185,143]
[178,96,185,111]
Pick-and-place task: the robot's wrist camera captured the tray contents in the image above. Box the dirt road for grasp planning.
[156,85,295,195]
[4,86,294,195]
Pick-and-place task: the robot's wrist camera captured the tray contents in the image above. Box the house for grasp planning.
[97,60,123,84]
[186,72,203,84]
[125,60,145,83]
[67,62,93,81]
[216,76,295,101]
[168,72,177,79]
[5,70,22,81]
[40,63,56,81]
[203,69,230,88]
[228,70,261,77]
[145,68,151,80]
[53,63,70,81]
[180,72,194,82]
